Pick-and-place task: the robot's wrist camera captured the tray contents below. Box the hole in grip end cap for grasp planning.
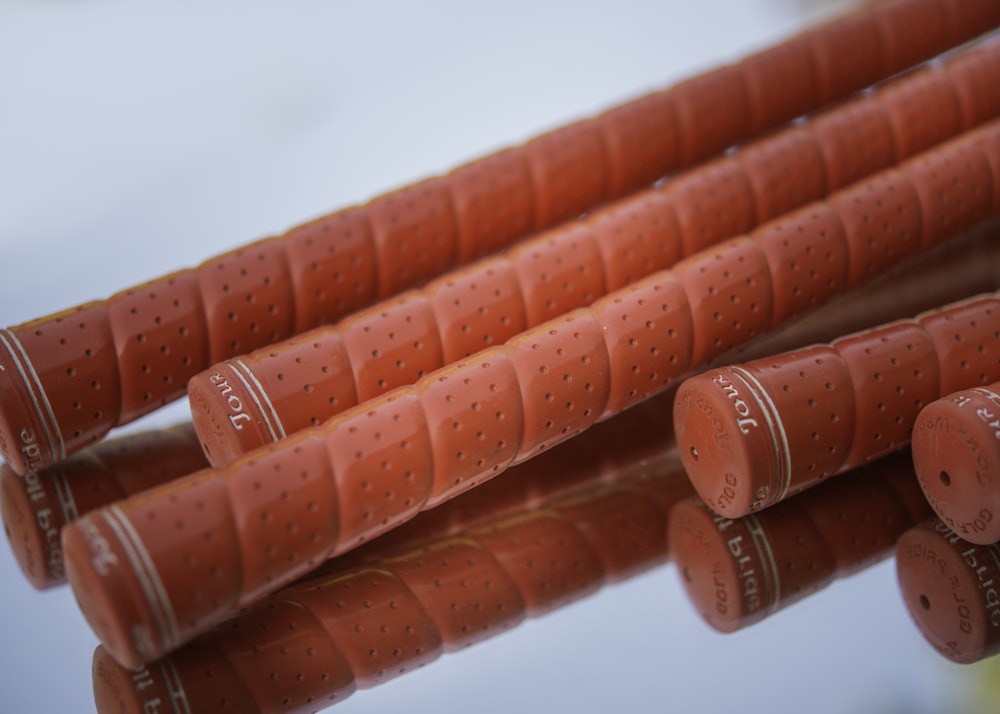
[895,519,1000,664]
[92,644,261,714]
[673,367,783,519]
[669,496,836,633]
[63,470,239,670]
[188,362,282,468]
[912,384,1000,545]
[675,345,855,518]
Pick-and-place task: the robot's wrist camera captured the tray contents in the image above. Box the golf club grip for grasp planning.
[188,39,1000,466]
[3,0,997,475]
[62,118,1000,669]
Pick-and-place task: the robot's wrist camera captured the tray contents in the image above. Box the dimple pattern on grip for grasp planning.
[907,132,996,247]
[509,224,608,326]
[737,127,827,224]
[598,90,679,198]
[756,204,850,326]
[340,296,446,402]
[66,24,1000,671]
[97,466,679,713]
[810,97,897,191]
[524,120,609,229]
[676,238,774,368]
[671,66,749,166]
[283,206,378,333]
[108,274,209,423]
[808,10,885,102]
[367,178,459,299]
[832,169,924,288]
[448,147,535,263]
[190,40,1000,466]
[740,36,819,135]
[919,295,1000,394]
[5,0,997,476]
[418,355,524,507]
[196,238,297,364]
[507,313,611,458]
[835,323,941,466]
[670,158,757,257]
[676,291,1000,518]
[591,189,682,290]
[879,69,962,159]
[428,263,529,362]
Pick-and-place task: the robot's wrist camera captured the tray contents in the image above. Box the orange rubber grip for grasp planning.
[61,118,1000,669]
[188,39,1000,467]
[912,381,1000,544]
[90,447,691,713]
[670,451,931,632]
[2,0,998,476]
[0,424,207,590]
[674,287,1000,518]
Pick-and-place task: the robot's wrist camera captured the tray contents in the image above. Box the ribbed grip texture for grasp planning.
[0,424,206,590]
[91,461,688,714]
[669,452,931,632]
[3,0,997,475]
[674,287,1000,518]
[61,117,1000,669]
[189,39,1000,466]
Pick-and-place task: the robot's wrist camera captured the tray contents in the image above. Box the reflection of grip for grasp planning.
[674,285,1000,518]
[90,460,686,714]
[4,0,999,477]
[63,118,1000,670]
[0,424,206,590]
[188,40,1000,467]
[911,381,1000,544]
[669,452,930,632]
[896,518,1000,664]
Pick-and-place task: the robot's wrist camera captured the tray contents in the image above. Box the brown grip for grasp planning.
[189,40,1000,467]
[4,0,997,476]
[674,289,1000,518]
[912,382,1000,544]
[63,116,1000,670]
[1,423,206,590]
[91,445,689,713]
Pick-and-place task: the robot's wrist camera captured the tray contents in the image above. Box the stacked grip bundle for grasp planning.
[674,288,1000,519]
[911,380,1000,544]
[3,0,999,475]
[669,452,931,632]
[188,38,1000,466]
[91,452,691,713]
[62,117,1000,669]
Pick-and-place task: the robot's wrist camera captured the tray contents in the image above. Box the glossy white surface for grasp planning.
[0,1,995,712]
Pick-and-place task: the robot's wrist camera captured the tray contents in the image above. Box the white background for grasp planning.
[1,1,997,712]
